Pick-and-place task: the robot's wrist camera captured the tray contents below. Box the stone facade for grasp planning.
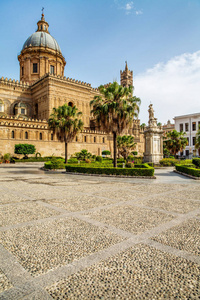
[0,14,144,158]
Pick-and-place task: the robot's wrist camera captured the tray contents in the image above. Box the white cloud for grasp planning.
[134,51,200,124]
[114,0,142,15]
[135,10,143,15]
[125,2,134,11]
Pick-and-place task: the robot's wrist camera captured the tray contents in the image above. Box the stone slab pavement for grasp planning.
[0,163,199,299]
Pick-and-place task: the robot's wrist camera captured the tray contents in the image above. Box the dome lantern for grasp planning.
[37,13,49,33]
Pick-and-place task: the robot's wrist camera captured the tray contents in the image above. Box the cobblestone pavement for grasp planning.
[0,163,199,299]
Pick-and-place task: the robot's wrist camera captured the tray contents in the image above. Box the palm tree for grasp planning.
[195,124,200,156]
[90,82,141,167]
[48,104,84,163]
[117,135,137,160]
[140,123,146,130]
[163,130,188,157]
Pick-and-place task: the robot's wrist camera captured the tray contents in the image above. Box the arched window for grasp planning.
[25,131,28,139]
[68,102,73,107]
[51,133,54,141]
[84,136,87,143]
[94,137,96,143]
[14,103,27,115]
[0,101,4,113]
[40,133,42,140]
[103,137,105,143]
[11,131,14,139]
[76,136,78,142]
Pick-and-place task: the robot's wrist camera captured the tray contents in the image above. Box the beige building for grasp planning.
[0,14,144,158]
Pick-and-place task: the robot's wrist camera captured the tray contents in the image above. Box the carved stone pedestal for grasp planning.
[144,104,163,164]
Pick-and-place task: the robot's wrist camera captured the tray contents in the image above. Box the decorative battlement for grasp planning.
[32,73,93,88]
[0,77,30,88]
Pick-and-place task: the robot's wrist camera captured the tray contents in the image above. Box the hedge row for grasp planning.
[175,165,200,177]
[192,158,200,167]
[65,164,154,177]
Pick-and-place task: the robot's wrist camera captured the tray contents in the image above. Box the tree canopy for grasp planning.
[90,82,141,167]
[14,144,36,158]
[48,104,83,163]
[117,135,137,160]
[163,130,188,157]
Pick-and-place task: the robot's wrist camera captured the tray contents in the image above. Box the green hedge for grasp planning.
[192,158,200,167]
[175,165,200,177]
[159,158,178,166]
[44,160,66,169]
[65,164,154,177]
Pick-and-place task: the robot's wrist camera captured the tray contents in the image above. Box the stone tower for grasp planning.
[18,13,66,84]
[120,61,133,87]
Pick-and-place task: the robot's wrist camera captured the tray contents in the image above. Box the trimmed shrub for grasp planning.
[176,165,200,177]
[14,144,36,158]
[68,158,78,164]
[102,150,111,156]
[96,156,103,163]
[66,164,154,177]
[117,158,125,163]
[44,160,66,170]
[159,158,178,166]
[192,158,200,167]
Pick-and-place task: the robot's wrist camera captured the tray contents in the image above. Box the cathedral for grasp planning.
[0,13,144,158]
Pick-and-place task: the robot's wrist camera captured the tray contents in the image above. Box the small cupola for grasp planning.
[37,13,49,33]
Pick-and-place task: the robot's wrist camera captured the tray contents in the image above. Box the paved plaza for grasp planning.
[0,163,199,299]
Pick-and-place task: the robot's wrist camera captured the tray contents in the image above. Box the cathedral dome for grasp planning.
[22,31,61,53]
[18,13,66,84]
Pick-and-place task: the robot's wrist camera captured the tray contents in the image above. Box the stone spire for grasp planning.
[120,61,133,88]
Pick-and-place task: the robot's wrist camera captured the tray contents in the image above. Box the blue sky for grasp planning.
[0,0,200,123]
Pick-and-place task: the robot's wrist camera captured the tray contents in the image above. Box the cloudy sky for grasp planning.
[0,0,200,124]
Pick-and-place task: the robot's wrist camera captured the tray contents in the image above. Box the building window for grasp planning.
[11,131,15,139]
[179,123,183,132]
[94,137,96,143]
[21,108,25,114]
[40,25,42,30]
[68,102,73,107]
[40,133,42,140]
[185,123,189,131]
[51,134,54,141]
[193,137,196,146]
[44,25,46,30]
[25,131,28,139]
[84,136,87,142]
[50,65,54,74]
[76,136,78,142]
[192,122,196,131]
[22,67,24,76]
[33,63,38,73]
[187,137,189,145]
[102,137,105,143]
[0,101,4,112]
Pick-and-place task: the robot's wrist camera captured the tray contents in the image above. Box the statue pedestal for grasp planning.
[143,105,163,164]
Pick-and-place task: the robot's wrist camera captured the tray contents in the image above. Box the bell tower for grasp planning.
[120,61,133,87]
